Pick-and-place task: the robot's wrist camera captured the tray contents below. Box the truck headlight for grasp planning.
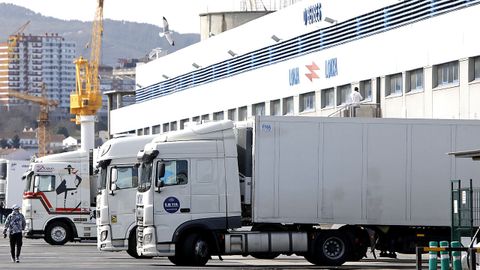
[144,233,152,244]
[100,230,108,241]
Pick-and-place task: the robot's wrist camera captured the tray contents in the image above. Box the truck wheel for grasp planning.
[314,231,351,266]
[180,233,210,266]
[45,221,70,245]
[304,252,320,265]
[127,230,152,259]
[168,256,182,265]
[341,226,369,261]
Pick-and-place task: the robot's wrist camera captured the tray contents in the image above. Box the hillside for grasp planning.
[0,3,200,66]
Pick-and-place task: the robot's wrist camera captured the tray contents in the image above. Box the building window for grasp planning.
[321,88,334,108]
[386,73,403,96]
[180,119,189,130]
[238,106,247,121]
[152,125,161,134]
[475,57,480,80]
[192,116,200,123]
[143,127,150,135]
[253,102,265,116]
[201,114,209,122]
[213,111,224,120]
[406,68,423,92]
[163,123,170,133]
[137,129,143,136]
[336,85,350,106]
[469,56,480,82]
[360,80,372,101]
[435,61,458,87]
[300,92,315,112]
[170,121,177,131]
[283,96,294,115]
[270,99,281,116]
[228,109,237,121]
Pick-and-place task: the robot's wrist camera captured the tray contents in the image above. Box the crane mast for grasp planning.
[4,84,58,157]
[70,0,104,151]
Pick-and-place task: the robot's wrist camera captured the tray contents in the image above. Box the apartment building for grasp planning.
[0,33,76,117]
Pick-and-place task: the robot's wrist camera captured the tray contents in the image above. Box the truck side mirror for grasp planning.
[109,167,118,195]
[157,163,165,179]
[156,180,164,193]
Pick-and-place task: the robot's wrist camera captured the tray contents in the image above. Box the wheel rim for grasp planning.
[322,236,345,260]
[194,239,208,258]
[51,226,67,243]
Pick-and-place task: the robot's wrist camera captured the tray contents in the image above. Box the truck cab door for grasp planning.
[55,173,81,213]
[108,165,138,239]
[33,175,56,213]
[154,160,191,243]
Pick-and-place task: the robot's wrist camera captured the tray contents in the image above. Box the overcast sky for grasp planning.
[0,0,241,33]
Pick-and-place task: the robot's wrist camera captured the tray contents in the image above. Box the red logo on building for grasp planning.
[305,62,319,82]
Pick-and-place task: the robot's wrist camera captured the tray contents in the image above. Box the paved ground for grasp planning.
[0,223,426,269]
[0,237,423,270]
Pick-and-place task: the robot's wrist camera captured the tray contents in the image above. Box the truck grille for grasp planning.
[137,226,144,246]
[136,206,143,226]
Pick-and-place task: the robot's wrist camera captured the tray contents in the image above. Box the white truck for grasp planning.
[135,116,480,266]
[0,159,30,208]
[96,135,156,258]
[22,150,98,245]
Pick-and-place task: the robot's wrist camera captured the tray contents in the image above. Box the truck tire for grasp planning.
[126,229,153,259]
[179,233,210,266]
[342,226,369,261]
[45,221,70,245]
[314,231,351,266]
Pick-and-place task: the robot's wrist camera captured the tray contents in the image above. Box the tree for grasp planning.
[11,135,20,148]
[56,126,69,138]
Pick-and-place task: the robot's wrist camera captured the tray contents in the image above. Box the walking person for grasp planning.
[2,204,26,263]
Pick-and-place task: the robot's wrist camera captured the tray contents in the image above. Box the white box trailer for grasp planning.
[5,160,30,208]
[250,116,480,227]
[135,116,480,266]
[0,159,30,208]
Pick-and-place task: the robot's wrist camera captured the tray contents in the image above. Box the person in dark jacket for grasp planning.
[3,204,26,263]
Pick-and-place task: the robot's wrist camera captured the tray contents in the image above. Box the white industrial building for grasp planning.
[110,0,480,135]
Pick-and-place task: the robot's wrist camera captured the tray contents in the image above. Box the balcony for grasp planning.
[329,103,382,118]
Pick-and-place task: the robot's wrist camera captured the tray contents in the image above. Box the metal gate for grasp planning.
[451,179,480,242]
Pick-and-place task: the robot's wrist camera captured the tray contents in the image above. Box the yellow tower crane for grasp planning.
[4,84,58,157]
[70,0,104,151]
[7,20,30,51]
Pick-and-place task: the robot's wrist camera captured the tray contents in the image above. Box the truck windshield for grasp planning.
[138,162,153,193]
[0,161,6,180]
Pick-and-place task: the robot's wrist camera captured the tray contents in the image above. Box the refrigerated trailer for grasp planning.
[135,116,480,266]
[0,159,30,208]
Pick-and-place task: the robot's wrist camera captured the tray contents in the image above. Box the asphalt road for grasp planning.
[0,237,423,270]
